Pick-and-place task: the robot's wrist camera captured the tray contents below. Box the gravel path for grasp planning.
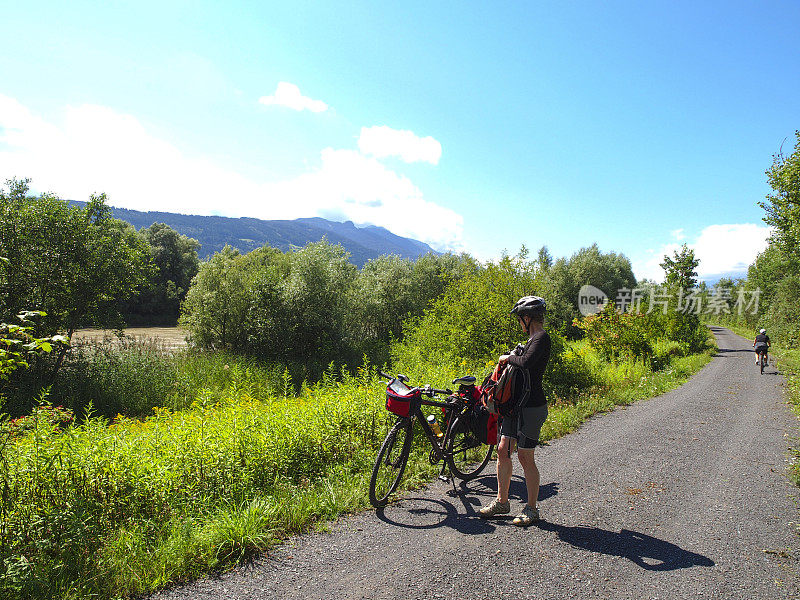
[151,326,800,599]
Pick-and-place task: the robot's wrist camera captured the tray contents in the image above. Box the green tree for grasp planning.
[545,243,637,336]
[181,239,358,374]
[659,243,699,291]
[350,254,416,360]
[657,245,707,348]
[280,240,358,367]
[536,245,553,272]
[351,251,481,355]
[125,223,200,323]
[0,179,30,317]
[0,180,151,340]
[180,245,252,350]
[760,131,800,258]
[395,249,541,365]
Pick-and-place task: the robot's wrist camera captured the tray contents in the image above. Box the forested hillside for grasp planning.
[70,202,437,266]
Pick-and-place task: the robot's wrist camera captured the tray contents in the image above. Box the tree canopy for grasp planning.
[760,131,800,258]
[660,243,699,291]
[124,222,200,323]
[0,179,151,338]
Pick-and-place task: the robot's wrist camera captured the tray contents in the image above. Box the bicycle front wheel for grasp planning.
[369,418,413,508]
[446,416,493,481]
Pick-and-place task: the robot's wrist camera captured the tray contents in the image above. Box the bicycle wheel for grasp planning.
[761,354,766,374]
[446,415,493,481]
[369,418,413,508]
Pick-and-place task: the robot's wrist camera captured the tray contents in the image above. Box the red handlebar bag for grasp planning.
[385,382,420,417]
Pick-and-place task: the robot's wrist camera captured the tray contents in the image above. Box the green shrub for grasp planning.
[573,301,654,362]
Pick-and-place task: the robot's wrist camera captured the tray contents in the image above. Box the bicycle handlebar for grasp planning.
[378,370,452,397]
[427,386,453,396]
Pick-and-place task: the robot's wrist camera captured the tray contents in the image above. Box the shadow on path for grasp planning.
[536,521,715,571]
[714,348,753,356]
[375,496,498,534]
[375,479,560,535]
[462,476,559,503]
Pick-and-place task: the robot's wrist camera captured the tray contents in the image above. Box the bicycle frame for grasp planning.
[412,395,462,462]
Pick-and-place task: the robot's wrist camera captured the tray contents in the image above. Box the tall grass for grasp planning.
[5,339,292,419]
[0,366,392,599]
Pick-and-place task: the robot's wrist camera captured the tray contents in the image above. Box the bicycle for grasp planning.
[757,349,768,374]
[368,370,495,508]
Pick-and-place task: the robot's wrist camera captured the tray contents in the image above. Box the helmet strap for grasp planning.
[520,315,532,335]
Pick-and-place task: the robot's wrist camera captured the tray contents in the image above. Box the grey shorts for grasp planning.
[499,404,548,449]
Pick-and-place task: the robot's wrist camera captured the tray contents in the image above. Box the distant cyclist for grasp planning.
[753,328,771,365]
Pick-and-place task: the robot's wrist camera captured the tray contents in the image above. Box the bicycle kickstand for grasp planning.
[437,462,450,483]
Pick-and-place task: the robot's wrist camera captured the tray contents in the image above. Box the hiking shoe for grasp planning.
[512,505,540,526]
[479,499,510,518]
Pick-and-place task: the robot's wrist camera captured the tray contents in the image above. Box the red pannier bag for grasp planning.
[470,383,498,445]
[385,379,420,417]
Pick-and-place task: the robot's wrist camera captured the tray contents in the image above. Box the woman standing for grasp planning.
[479,296,550,526]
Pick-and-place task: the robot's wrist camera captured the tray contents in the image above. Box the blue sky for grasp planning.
[1,1,798,281]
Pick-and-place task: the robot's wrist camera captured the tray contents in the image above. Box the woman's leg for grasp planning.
[517,447,539,509]
[496,435,515,503]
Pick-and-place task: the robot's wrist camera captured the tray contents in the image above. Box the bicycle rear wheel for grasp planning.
[369,418,413,508]
[446,415,493,481]
[761,354,766,374]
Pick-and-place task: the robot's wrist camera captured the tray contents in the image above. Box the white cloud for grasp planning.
[693,224,771,276]
[0,95,461,251]
[258,82,328,112]
[632,223,772,282]
[358,125,442,165]
[671,228,685,241]
[266,149,461,249]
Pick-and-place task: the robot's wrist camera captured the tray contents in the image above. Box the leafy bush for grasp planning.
[573,300,654,363]
[764,274,800,347]
[392,252,600,399]
[650,339,689,371]
[393,252,541,365]
[544,334,596,398]
[543,243,637,337]
[180,240,478,374]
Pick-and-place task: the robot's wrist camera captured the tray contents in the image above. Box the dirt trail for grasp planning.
[152,326,800,600]
[73,327,187,350]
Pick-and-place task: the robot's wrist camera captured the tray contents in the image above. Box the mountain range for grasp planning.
[71,203,438,267]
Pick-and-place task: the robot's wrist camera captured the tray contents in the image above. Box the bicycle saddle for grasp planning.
[452,375,476,386]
